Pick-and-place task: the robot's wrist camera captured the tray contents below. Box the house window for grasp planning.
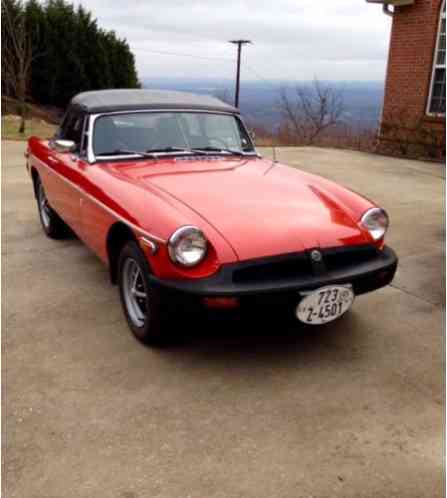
[428,0,446,115]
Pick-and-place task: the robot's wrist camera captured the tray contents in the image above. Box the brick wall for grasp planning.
[380,0,446,159]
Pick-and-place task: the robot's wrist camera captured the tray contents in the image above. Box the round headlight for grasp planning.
[168,226,208,267]
[361,208,389,241]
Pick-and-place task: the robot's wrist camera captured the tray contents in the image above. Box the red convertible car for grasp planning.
[27,89,397,345]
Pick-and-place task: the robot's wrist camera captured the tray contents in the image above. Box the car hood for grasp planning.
[111,157,374,261]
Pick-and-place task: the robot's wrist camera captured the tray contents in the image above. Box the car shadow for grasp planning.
[161,309,370,370]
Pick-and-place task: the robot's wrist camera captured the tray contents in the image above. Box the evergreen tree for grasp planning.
[2,0,141,108]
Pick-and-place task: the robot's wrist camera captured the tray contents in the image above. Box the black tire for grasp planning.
[118,241,169,346]
[35,176,68,239]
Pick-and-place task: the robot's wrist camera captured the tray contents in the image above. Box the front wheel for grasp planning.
[36,177,67,239]
[118,241,168,345]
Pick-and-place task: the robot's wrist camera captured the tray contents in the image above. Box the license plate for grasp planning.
[296,285,354,325]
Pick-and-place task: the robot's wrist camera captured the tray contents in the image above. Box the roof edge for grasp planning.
[70,89,239,114]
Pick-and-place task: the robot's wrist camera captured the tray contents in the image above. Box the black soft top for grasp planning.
[70,89,238,114]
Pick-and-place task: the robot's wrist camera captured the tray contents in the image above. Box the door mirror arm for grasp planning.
[51,139,77,154]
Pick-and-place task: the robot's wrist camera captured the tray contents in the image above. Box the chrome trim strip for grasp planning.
[31,154,166,244]
[139,237,158,254]
[95,150,258,162]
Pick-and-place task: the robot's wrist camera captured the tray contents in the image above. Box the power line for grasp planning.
[136,45,283,97]
[135,40,283,89]
[135,46,280,85]
[135,48,235,62]
[244,64,281,91]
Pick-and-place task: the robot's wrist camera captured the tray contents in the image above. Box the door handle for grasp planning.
[47,156,58,164]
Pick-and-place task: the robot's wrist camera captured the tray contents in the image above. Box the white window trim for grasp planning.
[427,0,446,116]
[86,110,258,163]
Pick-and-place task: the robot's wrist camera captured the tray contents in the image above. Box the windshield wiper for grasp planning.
[97,146,249,160]
[97,149,158,160]
[194,147,246,156]
[146,147,208,155]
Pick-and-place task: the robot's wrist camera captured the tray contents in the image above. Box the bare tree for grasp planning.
[2,0,35,134]
[278,79,345,145]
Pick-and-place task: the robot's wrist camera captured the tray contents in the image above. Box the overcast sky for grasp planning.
[74,0,392,82]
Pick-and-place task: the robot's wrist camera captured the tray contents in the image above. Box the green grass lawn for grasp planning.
[2,115,57,141]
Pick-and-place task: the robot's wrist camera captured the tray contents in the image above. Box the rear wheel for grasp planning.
[118,241,168,345]
[36,177,67,239]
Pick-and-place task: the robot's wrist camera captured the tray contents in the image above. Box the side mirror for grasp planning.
[52,139,76,153]
[249,130,256,142]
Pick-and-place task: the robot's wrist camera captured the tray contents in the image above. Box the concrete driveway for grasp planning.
[3,141,445,498]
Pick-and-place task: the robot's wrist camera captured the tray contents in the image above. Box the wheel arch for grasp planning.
[106,222,140,285]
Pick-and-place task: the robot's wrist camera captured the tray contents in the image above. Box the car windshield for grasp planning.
[93,111,255,157]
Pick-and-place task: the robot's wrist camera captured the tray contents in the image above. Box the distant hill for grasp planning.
[142,78,384,131]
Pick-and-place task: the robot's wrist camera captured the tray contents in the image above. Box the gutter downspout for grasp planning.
[383,3,394,16]
[378,3,394,145]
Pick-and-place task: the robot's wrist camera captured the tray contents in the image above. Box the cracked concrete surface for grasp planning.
[3,142,445,498]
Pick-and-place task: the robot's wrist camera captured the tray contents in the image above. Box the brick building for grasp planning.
[367,0,446,159]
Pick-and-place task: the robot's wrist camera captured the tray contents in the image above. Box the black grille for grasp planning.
[232,253,311,284]
[232,245,379,284]
[324,245,379,271]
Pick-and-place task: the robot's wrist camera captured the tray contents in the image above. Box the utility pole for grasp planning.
[229,40,251,108]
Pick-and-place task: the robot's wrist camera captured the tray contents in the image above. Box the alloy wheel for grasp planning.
[38,182,51,228]
[122,258,148,327]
